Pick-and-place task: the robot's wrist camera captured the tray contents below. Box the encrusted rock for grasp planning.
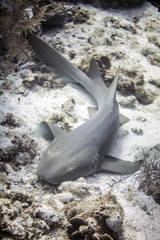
[0,135,36,165]
[131,127,144,135]
[74,9,89,24]
[55,192,74,204]
[0,190,61,239]
[149,78,160,88]
[116,69,154,105]
[61,5,89,24]
[0,113,20,128]
[119,95,137,108]
[148,33,160,48]
[117,76,135,95]
[58,178,96,200]
[142,46,160,67]
[42,4,65,29]
[63,193,124,239]
[134,86,154,104]
[22,72,61,89]
[35,204,59,226]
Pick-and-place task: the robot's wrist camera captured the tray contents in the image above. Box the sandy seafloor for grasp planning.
[0,1,160,240]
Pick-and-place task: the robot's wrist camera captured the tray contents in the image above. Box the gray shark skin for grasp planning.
[28,33,143,185]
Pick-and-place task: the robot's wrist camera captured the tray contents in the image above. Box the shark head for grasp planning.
[36,138,99,185]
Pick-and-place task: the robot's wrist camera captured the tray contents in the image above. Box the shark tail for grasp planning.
[27,33,111,107]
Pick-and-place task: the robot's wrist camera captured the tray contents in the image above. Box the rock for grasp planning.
[131,127,144,135]
[138,144,160,204]
[60,5,89,24]
[118,75,135,95]
[1,113,20,128]
[148,33,160,48]
[142,46,160,67]
[117,74,154,105]
[42,3,65,30]
[0,190,61,239]
[35,219,50,231]
[149,78,160,88]
[119,95,137,108]
[22,72,60,89]
[0,135,37,165]
[134,86,154,104]
[55,192,74,204]
[35,204,59,226]
[68,0,145,9]
[74,8,89,24]
[43,12,65,28]
[58,178,92,200]
[147,53,160,67]
[20,69,32,79]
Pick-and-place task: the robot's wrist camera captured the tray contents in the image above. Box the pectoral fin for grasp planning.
[88,106,98,117]
[119,114,129,126]
[98,155,143,174]
[33,121,66,141]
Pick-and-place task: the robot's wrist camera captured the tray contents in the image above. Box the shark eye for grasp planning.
[69,169,74,174]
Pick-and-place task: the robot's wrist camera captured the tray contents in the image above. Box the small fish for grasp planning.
[28,33,143,184]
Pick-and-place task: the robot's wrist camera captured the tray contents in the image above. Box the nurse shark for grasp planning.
[28,33,143,184]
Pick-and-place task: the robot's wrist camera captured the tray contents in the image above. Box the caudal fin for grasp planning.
[27,33,109,106]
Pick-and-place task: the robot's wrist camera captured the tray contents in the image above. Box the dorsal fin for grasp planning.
[87,58,105,87]
[107,66,120,102]
[33,121,65,141]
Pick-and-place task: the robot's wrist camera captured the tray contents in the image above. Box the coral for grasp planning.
[22,72,62,89]
[63,193,124,239]
[74,9,89,24]
[0,0,48,73]
[119,95,137,108]
[149,78,160,88]
[117,76,135,95]
[61,5,89,24]
[147,53,160,67]
[0,190,60,239]
[1,113,20,128]
[148,34,160,48]
[134,85,154,104]
[117,69,143,95]
[58,179,95,200]
[138,144,160,204]
[0,189,124,240]
[0,135,37,165]
[115,68,154,105]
